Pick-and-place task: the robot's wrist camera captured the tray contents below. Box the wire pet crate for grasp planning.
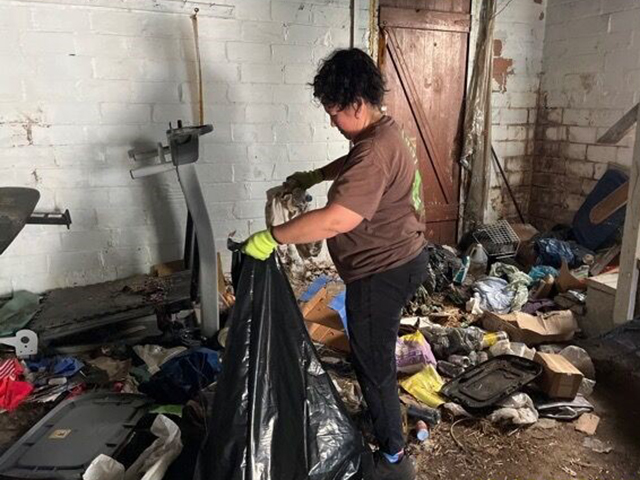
[472,220,520,259]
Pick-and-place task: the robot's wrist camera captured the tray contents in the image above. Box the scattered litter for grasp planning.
[528,265,559,283]
[583,437,612,454]
[534,418,558,429]
[574,413,600,435]
[133,345,187,375]
[400,365,446,408]
[396,330,436,374]
[579,378,596,396]
[489,262,533,312]
[559,345,595,380]
[442,402,472,418]
[84,454,125,480]
[488,392,538,426]
[482,310,578,345]
[441,355,542,410]
[535,352,584,399]
[535,394,594,420]
[535,238,575,268]
[472,277,514,314]
[87,357,131,382]
[139,347,220,404]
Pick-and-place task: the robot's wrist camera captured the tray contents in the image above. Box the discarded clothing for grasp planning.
[0,290,39,337]
[266,185,322,259]
[396,330,436,374]
[27,356,84,385]
[133,345,187,375]
[0,358,23,380]
[535,238,575,268]
[139,347,220,404]
[0,377,33,411]
[521,298,556,315]
[528,265,559,283]
[489,262,533,312]
[472,277,514,314]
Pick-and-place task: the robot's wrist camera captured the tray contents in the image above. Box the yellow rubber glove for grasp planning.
[285,169,324,190]
[242,229,279,261]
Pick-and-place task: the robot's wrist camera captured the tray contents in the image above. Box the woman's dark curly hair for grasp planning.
[311,48,386,110]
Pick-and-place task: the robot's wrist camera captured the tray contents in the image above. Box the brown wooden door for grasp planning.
[379,0,470,244]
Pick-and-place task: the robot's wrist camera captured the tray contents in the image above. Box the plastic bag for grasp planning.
[399,365,446,408]
[195,254,363,480]
[395,330,436,374]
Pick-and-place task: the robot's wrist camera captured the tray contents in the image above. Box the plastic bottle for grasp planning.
[453,256,470,285]
[416,420,429,442]
[407,404,442,427]
[467,244,488,278]
[481,331,509,349]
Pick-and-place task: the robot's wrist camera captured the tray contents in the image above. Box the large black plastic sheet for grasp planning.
[195,253,363,480]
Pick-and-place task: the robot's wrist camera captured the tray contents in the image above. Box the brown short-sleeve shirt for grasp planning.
[327,115,426,283]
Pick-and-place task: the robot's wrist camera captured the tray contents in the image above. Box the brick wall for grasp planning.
[530,0,640,230]
[486,0,547,223]
[0,0,367,295]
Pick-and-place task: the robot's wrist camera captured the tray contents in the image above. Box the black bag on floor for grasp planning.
[195,254,363,480]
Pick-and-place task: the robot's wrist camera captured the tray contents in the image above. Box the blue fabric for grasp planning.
[139,347,221,404]
[535,238,575,268]
[299,276,330,302]
[27,356,84,377]
[329,291,348,333]
[528,265,559,283]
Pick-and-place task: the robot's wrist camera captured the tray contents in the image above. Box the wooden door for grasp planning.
[379,0,470,244]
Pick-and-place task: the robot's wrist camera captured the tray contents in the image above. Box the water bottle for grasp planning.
[416,420,429,442]
[468,243,488,278]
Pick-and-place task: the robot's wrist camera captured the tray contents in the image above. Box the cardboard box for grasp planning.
[534,352,584,399]
[482,310,578,346]
[302,287,350,353]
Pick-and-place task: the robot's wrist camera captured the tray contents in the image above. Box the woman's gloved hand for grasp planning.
[285,169,324,190]
[242,229,279,261]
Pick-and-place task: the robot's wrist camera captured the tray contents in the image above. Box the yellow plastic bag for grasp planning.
[399,365,446,408]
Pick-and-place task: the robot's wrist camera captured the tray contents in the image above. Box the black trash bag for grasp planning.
[195,254,364,480]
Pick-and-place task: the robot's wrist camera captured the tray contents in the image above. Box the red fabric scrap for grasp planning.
[0,377,33,411]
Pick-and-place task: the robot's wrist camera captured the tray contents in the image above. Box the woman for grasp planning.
[243,48,428,480]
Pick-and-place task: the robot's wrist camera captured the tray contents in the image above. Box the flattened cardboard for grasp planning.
[482,310,578,346]
[534,352,584,399]
[302,287,350,353]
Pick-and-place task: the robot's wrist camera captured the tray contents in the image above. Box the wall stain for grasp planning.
[493,57,514,93]
[579,73,595,93]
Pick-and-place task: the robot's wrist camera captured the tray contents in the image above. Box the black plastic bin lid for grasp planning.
[440,355,543,410]
[0,393,152,480]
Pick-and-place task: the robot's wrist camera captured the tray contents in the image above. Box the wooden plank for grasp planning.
[598,103,639,145]
[301,286,328,318]
[385,28,454,202]
[380,6,470,33]
[613,105,640,324]
[589,180,629,224]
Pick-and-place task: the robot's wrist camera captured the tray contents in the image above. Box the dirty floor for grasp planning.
[414,383,640,480]
[2,379,638,480]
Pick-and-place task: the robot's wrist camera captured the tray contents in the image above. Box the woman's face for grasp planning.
[324,103,365,140]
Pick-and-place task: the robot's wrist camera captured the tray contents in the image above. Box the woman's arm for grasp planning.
[272,202,363,244]
[319,155,347,181]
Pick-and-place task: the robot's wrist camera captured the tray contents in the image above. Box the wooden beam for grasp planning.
[613,105,640,325]
[598,103,639,145]
[380,7,471,33]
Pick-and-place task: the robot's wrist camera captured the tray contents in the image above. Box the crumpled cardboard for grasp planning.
[482,310,578,346]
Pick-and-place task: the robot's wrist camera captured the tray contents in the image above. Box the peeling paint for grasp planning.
[493,57,514,93]
[31,169,40,185]
[493,39,503,57]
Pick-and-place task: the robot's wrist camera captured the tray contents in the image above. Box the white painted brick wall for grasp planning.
[0,0,364,295]
[531,0,640,228]
[487,0,547,223]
